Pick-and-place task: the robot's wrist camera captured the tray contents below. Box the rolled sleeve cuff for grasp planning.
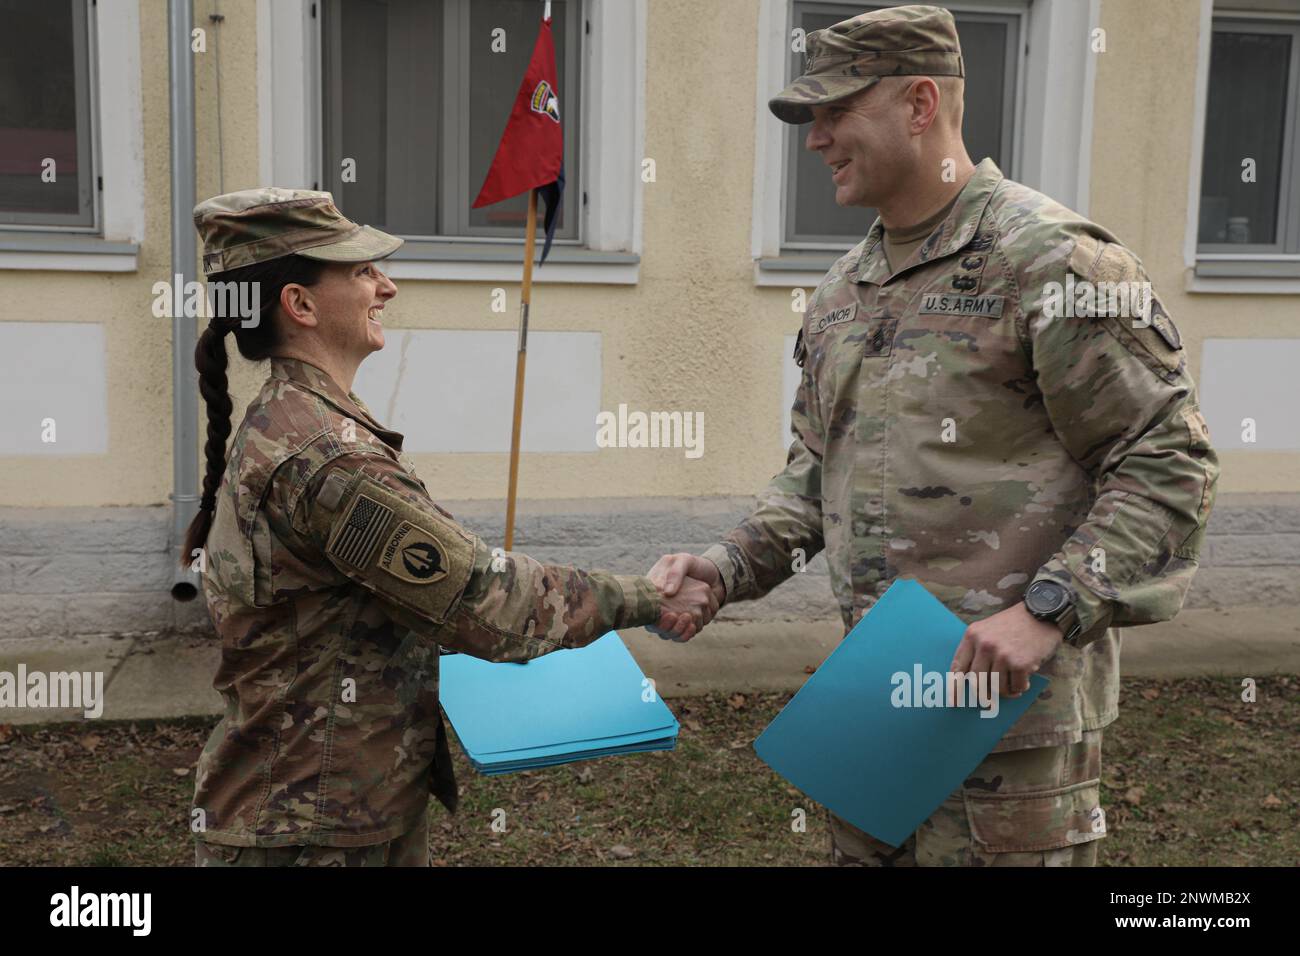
[1032,561,1114,647]
[614,574,661,629]
[701,542,755,603]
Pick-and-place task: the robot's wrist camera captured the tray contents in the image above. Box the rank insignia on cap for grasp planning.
[530,81,560,123]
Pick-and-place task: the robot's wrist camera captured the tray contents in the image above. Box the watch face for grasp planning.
[1026,581,1067,615]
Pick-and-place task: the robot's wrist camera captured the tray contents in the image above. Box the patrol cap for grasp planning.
[769,4,964,125]
[193,187,403,276]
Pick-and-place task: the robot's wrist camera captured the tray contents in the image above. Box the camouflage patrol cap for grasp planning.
[770,4,964,125]
[193,187,403,276]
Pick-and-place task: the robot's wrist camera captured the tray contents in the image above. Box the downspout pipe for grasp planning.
[169,0,201,602]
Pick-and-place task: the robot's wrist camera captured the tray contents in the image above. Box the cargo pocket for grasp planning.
[1177,404,1215,559]
[963,778,1106,854]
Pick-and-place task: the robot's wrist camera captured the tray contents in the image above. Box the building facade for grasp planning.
[2,0,1298,639]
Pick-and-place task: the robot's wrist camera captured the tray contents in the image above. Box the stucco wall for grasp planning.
[1,0,1296,513]
[1091,0,1300,492]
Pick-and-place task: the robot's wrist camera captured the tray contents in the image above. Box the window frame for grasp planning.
[260,0,643,284]
[317,0,584,245]
[0,0,98,230]
[1194,16,1300,258]
[0,0,144,271]
[445,0,584,242]
[1185,1,1300,291]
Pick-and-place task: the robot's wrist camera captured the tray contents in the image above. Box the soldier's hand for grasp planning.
[646,553,725,643]
[647,572,721,643]
[949,602,1063,700]
[649,553,724,600]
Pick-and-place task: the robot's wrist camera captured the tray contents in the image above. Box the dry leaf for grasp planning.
[803,665,816,675]
[80,734,102,753]
[727,694,747,710]
[1124,786,1145,806]
[609,844,634,860]
[1140,688,1160,701]
[1262,794,1283,809]
[171,767,190,776]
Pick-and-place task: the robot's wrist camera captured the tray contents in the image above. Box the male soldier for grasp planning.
[651,5,1218,865]
[185,188,716,865]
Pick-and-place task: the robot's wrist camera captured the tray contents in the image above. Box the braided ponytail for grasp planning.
[179,254,329,567]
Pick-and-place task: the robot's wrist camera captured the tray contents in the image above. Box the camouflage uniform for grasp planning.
[196,812,430,867]
[190,190,661,865]
[193,358,660,862]
[706,7,1220,866]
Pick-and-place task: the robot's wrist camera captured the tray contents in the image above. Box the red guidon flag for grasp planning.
[472,15,565,263]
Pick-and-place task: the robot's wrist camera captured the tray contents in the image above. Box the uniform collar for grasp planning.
[269,356,407,451]
[851,157,1004,285]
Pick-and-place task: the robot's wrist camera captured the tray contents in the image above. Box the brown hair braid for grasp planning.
[179,254,329,568]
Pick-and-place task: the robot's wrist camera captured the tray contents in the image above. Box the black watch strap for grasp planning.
[1024,580,1081,644]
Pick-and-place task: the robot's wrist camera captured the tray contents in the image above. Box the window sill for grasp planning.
[0,233,139,272]
[754,252,844,288]
[1187,259,1300,294]
[385,241,640,285]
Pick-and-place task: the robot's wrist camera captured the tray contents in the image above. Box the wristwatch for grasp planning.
[1023,579,1083,645]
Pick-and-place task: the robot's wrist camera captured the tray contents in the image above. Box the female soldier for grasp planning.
[184,188,715,866]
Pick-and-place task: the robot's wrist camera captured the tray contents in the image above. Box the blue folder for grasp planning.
[439,631,679,775]
[753,578,1049,846]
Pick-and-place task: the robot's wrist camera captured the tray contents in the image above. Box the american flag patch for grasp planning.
[329,492,394,569]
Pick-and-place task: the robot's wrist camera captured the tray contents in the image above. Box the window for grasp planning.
[0,0,96,229]
[320,0,582,242]
[1196,18,1300,255]
[783,1,1021,250]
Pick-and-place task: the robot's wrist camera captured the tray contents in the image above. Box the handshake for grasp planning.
[646,553,726,643]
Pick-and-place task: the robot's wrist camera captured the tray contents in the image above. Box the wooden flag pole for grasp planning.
[504,186,539,550]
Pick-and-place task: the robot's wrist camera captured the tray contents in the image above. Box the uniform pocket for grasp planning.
[1176,404,1215,558]
[963,778,1106,854]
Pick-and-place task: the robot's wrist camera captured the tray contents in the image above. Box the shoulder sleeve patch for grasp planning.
[325,472,475,625]
[1075,239,1186,381]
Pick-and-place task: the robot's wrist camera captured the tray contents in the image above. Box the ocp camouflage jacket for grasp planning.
[705,159,1219,753]
[194,358,660,847]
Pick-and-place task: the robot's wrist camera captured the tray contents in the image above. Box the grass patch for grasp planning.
[0,676,1294,866]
